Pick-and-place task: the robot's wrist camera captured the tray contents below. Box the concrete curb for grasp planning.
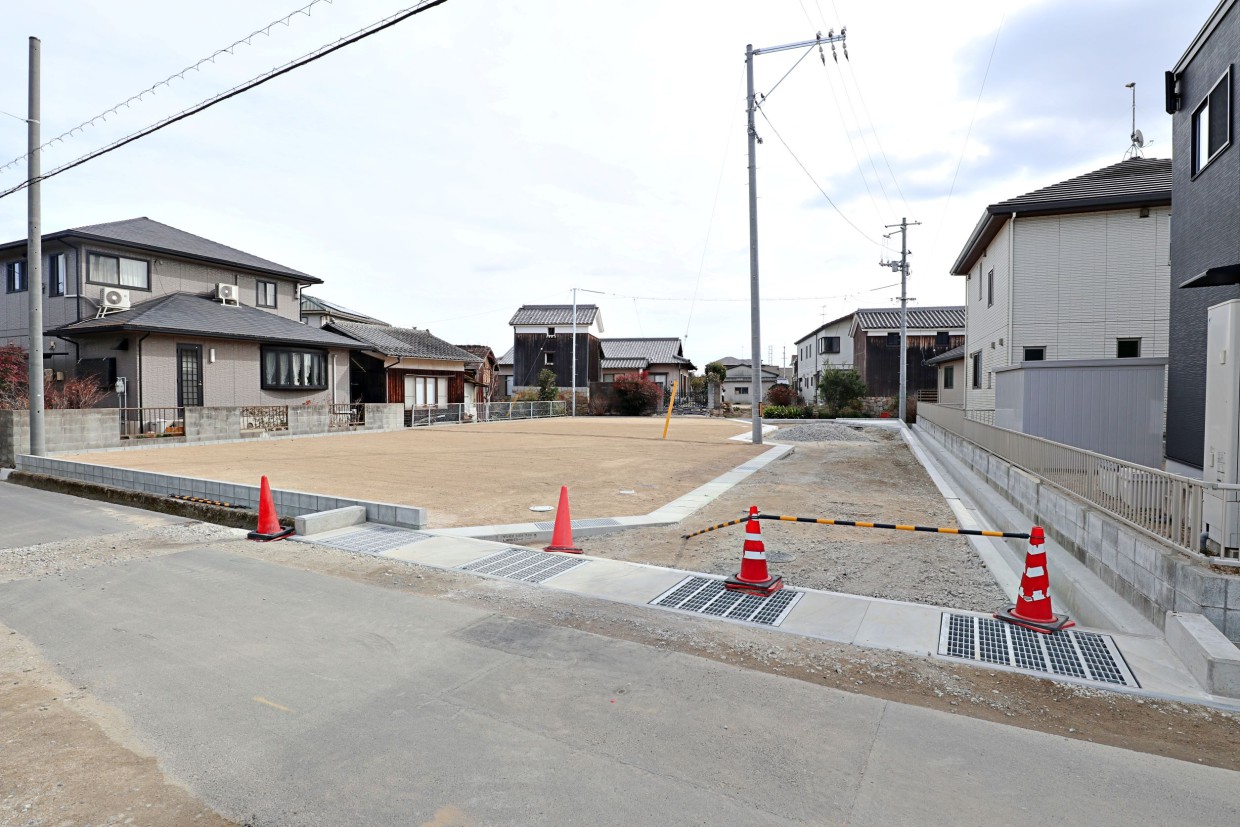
[1166,612,1240,698]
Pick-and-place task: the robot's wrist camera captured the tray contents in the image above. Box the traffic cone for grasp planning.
[994,526,1074,634]
[247,476,294,542]
[724,506,783,596]
[544,486,582,554]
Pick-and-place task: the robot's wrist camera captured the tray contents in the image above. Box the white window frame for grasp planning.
[1192,66,1232,176]
[87,251,150,291]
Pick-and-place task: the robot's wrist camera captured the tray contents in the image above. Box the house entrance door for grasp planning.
[177,344,204,407]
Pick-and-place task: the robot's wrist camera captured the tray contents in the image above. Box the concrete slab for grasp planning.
[778,590,871,643]
[542,557,689,605]
[381,534,502,567]
[852,600,944,656]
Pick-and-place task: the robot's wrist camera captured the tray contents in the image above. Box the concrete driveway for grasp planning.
[0,477,183,548]
[1,548,1237,826]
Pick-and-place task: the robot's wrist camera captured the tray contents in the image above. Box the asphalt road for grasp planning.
[0,477,183,548]
[1,548,1237,826]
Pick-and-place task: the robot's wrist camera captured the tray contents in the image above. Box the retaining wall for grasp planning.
[0,409,121,466]
[917,419,1240,644]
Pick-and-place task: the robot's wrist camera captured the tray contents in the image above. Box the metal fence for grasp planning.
[119,407,184,438]
[241,405,289,433]
[330,403,365,430]
[403,401,567,427]
[917,402,1238,559]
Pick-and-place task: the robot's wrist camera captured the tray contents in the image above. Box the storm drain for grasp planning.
[937,613,1138,688]
[294,524,432,555]
[458,548,589,584]
[649,577,803,627]
[532,517,623,531]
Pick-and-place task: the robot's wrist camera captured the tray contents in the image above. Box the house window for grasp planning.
[5,261,26,293]
[971,351,982,389]
[1023,347,1046,361]
[1117,338,1141,358]
[935,331,950,348]
[735,386,749,396]
[819,336,840,354]
[87,252,149,290]
[886,332,901,347]
[411,376,447,406]
[261,346,328,390]
[987,268,994,307]
[1192,67,1231,175]
[547,327,555,335]
[544,352,555,365]
[256,280,277,308]
[48,253,67,296]
[943,365,955,389]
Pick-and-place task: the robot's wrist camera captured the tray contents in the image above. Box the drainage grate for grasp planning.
[938,613,1138,688]
[649,577,802,627]
[294,524,433,555]
[458,548,589,584]
[532,517,622,531]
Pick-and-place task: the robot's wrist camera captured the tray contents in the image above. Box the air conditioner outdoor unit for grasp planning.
[215,282,239,304]
[100,287,130,311]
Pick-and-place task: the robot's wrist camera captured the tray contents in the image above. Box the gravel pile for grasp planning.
[770,422,878,442]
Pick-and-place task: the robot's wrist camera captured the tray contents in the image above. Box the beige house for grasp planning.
[926,345,965,407]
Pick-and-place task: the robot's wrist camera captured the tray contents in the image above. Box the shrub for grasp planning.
[818,368,866,414]
[47,376,108,409]
[765,384,798,406]
[514,388,541,401]
[536,369,559,401]
[610,372,663,415]
[0,343,27,410]
[762,405,807,419]
[559,389,589,412]
[703,361,727,384]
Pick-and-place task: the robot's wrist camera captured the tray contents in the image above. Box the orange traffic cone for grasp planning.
[544,486,582,554]
[247,475,294,542]
[724,506,783,596]
[994,526,1074,634]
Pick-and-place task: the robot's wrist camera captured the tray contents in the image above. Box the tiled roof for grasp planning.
[329,321,481,362]
[925,345,966,365]
[457,345,495,361]
[601,337,693,367]
[0,217,321,283]
[600,358,649,370]
[509,305,599,326]
[496,347,514,366]
[50,292,358,347]
[852,306,966,330]
[301,294,388,325]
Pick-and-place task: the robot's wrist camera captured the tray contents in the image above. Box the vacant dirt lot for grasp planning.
[61,417,765,528]
[578,423,1009,611]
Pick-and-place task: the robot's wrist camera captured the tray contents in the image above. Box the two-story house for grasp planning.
[848,306,966,399]
[793,311,855,403]
[508,305,603,395]
[710,356,782,406]
[1,217,358,411]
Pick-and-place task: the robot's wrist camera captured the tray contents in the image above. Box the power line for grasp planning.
[0,0,341,177]
[823,42,895,217]
[837,58,909,211]
[0,0,450,202]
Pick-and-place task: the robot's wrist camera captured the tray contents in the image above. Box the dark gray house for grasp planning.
[508,305,603,394]
[1165,0,1240,475]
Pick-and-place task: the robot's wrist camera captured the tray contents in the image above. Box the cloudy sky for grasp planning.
[0,0,1218,368]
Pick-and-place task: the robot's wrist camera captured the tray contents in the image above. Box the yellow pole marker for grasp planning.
[253,696,294,713]
[661,380,679,439]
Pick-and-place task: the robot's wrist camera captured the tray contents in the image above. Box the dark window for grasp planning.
[971,352,982,389]
[943,365,955,389]
[77,357,117,389]
[1023,347,1045,361]
[987,268,995,307]
[256,280,277,308]
[48,253,66,297]
[87,252,149,290]
[735,386,749,395]
[935,331,950,348]
[1193,67,1231,175]
[548,327,555,335]
[544,352,555,365]
[261,346,328,390]
[5,261,26,293]
[886,332,901,347]
[819,336,840,354]
[1117,338,1141,358]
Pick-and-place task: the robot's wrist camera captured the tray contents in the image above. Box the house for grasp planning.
[793,311,855,403]
[457,345,498,405]
[848,306,966,398]
[496,347,514,397]
[925,345,965,407]
[300,294,388,328]
[1,217,357,409]
[324,321,481,411]
[1164,0,1240,477]
[508,305,603,394]
[949,158,1172,420]
[712,356,782,406]
[599,338,695,393]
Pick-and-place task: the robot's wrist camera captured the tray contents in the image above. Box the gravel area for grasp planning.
[766,422,881,442]
[576,426,1009,611]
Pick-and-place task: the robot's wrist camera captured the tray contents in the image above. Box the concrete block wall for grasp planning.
[288,405,332,435]
[917,419,1240,643]
[184,407,242,443]
[364,403,404,430]
[0,409,121,466]
[15,454,427,528]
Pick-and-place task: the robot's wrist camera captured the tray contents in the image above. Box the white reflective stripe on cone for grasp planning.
[742,551,767,559]
[1025,566,1046,577]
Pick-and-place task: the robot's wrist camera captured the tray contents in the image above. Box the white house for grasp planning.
[950,157,1172,418]
[711,357,782,406]
[793,312,854,403]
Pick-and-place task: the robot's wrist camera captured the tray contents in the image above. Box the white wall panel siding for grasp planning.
[964,222,1012,412]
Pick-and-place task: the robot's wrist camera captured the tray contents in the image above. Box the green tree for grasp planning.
[818,368,866,413]
[704,361,727,384]
[536,369,559,401]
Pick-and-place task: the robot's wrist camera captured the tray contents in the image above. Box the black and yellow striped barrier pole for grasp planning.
[683,513,1030,541]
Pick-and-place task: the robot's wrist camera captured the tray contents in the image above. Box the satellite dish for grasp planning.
[1131,129,1145,147]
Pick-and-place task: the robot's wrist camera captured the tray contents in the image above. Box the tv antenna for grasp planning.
[1124,82,1147,159]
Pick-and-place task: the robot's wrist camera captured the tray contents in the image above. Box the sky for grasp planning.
[0,0,1219,368]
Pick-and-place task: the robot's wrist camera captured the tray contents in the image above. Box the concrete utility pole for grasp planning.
[570,287,604,417]
[881,217,920,424]
[745,30,847,444]
[27,36,45,456]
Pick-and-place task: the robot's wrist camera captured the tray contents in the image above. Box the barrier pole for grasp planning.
[661,380,679,440]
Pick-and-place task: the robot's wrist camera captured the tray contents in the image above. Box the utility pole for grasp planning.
[570,287,604,417]
[27,37,45,456]
[745,29,847,444]
[881,217,920,424]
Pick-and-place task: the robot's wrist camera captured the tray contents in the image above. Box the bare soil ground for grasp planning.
[2,523,1238,827]
[578,424,1008,611]
[60,417,765,528]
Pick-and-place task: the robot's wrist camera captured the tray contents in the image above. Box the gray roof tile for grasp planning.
[330,321,482,362]
[301,294,388,325]
[601,337,692,366]
[496,346,514,366]
[852,306,966,330]
[509,305,599,326]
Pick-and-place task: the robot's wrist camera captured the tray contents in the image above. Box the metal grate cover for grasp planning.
[458,548,589,584]
[938,613,1138,688]
[649,576,802,627]
[294,524,433,555]
[532,517,622,531]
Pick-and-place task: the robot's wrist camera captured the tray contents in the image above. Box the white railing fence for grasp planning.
[404,400,567,427]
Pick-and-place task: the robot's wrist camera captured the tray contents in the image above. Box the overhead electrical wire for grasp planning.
[0,0,450,202]
[0,0,342,176]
